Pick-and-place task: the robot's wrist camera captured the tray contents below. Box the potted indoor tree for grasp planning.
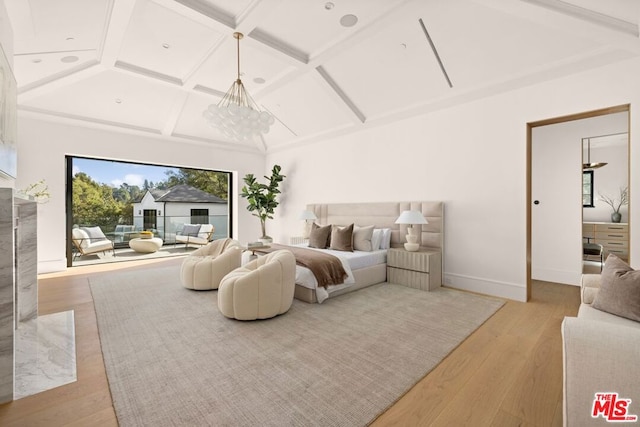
[241,164,286,243]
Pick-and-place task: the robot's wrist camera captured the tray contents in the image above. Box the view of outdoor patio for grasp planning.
[68,156,231,267]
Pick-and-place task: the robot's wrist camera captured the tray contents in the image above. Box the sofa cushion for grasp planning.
[578,304,640,331]
[592,255,640,322]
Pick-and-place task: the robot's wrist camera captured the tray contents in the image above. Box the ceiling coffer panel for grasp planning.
[117,0,226,82]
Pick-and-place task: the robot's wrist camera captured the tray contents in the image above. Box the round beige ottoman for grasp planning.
[129,237,163,253]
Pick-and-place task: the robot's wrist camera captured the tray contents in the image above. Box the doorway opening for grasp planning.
[526,104,630,301]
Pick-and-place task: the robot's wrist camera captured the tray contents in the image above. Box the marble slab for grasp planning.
[14,311,77,399]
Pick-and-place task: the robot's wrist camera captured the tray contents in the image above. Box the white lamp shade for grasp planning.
[395,210,428,225]
[299,210,317,221]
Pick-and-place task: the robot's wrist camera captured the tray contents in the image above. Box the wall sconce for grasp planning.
[158,210,162,216]
[138,210,141,215]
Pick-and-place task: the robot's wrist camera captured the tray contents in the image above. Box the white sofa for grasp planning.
[561,273,640,426]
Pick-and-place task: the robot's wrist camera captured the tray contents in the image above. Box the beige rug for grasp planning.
[90,266,504,426]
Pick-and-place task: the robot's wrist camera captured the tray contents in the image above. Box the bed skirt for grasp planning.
[294,263,387,303]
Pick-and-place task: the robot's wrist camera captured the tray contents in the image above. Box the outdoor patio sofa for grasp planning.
[176,224,215,248]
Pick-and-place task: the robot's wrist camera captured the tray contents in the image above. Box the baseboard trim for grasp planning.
[443,272,526,302]
[531,268,581,286]
[38,259,67,274]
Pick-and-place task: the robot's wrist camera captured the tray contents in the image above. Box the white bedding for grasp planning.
[240,245,388,303]
[291,244,387,303]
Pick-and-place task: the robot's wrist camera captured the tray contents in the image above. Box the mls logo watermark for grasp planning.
[592,393,638,422]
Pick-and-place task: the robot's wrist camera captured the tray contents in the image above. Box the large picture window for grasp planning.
[66,156,232,266]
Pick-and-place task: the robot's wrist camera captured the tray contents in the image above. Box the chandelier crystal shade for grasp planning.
[202,32,274,141]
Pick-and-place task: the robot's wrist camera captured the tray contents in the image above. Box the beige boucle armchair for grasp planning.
[180,238,242,290]
[217,250,296,321]
[561,274,640,426]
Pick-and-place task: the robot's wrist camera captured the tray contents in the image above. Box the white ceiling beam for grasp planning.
[162,92,190,136]
[17,60,105,102]
[315,66,366,124]
[99,0,137,68]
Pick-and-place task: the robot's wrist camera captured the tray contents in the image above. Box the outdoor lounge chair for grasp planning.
[72,226,115,259]
[176,224,215,248]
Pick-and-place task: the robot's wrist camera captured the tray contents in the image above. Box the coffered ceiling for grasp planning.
[4,0,640,152]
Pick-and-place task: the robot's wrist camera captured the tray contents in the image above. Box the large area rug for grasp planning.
[90,266,504,426]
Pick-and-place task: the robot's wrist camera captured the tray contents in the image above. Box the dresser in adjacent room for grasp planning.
[582,222,629,261]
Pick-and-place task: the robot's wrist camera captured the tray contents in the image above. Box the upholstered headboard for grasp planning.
[306,201,444,251]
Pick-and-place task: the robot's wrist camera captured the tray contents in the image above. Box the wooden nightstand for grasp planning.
[387,248,442,291]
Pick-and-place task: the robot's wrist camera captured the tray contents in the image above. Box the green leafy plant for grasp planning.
[240,165,286,240]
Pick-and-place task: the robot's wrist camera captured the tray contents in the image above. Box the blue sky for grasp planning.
[72,157,176,188]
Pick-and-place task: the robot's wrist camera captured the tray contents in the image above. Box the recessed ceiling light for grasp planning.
[400,43,407,49]
[115,98,122,104]
[253,77,266,84]
[60,55,79,63]
[162,43,170,49]
[66,37,75,41]
[340,14,358,27]
[325,2,334,10]
[32,58,42,63]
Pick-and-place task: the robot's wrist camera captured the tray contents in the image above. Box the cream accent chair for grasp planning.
[218,250,296,320]
[180,238,242,290]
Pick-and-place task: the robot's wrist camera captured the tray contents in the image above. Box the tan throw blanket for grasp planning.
[254,244,348,288]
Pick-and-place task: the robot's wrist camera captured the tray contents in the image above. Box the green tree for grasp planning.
[72,172,123,231]
[162,168,228,200]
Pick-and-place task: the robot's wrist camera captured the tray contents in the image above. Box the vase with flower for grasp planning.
[599,187,628,223]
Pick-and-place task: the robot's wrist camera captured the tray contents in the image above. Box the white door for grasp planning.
[531,124,583,285]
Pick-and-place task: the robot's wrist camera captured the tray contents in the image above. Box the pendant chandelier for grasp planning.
[582,138,607,170]
[202,32,274,141]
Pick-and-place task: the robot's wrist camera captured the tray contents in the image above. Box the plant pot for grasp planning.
[611,212,622,223]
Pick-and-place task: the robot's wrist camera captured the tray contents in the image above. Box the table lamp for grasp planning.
[395,210,428,251]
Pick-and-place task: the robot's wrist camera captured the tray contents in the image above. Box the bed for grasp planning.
[284,201,444,303]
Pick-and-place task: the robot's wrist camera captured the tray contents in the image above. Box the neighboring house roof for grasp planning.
[137,184,226,204]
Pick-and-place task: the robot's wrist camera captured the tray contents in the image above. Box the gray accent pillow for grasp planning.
[308,223,331,249]
[330,223,354,252]
[182,224,201,236]
[81,226,107,243]
[592,254,640,322]
[353,225,374,251]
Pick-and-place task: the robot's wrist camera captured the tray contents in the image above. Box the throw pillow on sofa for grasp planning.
[592,254,640,322]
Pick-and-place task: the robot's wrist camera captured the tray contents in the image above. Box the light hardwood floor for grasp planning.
[0,259,580,426]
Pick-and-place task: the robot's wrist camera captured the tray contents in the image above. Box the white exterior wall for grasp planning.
[267,56,640,302]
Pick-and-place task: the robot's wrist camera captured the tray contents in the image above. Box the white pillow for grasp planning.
[371,229,384,251]
[353,225,374,251]
[379,228,392,249]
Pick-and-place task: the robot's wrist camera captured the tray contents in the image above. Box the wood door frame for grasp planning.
[526,104,630,301]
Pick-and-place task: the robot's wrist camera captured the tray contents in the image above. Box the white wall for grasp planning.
[16,116,265,272]
[266,56,640,302]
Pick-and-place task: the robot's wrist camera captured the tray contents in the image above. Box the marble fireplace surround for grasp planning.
[0,189,77,402]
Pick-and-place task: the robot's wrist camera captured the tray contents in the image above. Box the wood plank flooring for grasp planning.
[0,259,580,426]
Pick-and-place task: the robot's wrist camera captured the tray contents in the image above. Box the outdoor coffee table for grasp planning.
[129,237,163,253]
